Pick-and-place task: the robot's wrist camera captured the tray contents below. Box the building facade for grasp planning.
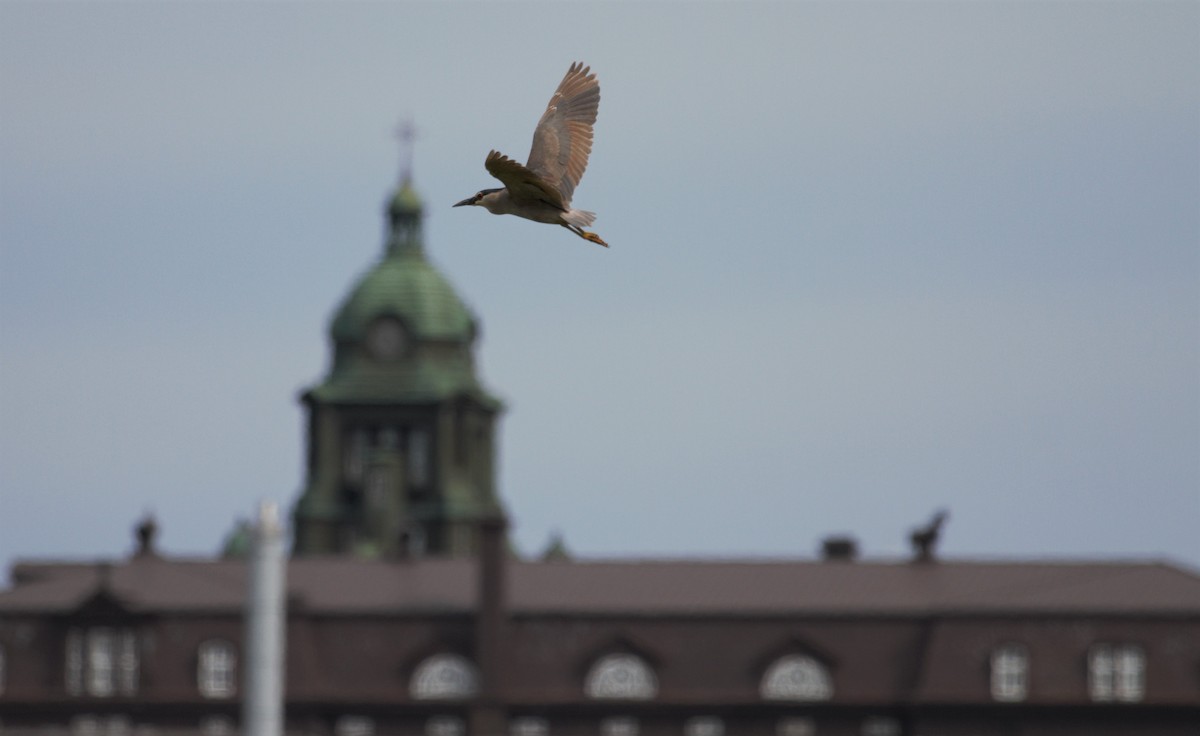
[2,172,1199,736]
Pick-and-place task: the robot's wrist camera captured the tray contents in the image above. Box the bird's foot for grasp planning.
[582,231,609,247]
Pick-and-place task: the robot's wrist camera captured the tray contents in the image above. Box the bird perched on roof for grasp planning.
[454,62,607,247]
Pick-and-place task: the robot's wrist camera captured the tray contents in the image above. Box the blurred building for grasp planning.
[2,172,1198,736]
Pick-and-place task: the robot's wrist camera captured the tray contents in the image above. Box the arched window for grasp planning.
[760,654,833,701]
[197,640,237,699]
[990,644,1028,702]
[584,653,657,700]
[410,654,480,700]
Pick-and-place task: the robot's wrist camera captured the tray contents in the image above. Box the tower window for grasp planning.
[453,402,469,466]
[408,428,430,486]
[344,429,369,484]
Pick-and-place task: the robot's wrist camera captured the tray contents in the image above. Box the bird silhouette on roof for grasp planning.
[455,62,607,247]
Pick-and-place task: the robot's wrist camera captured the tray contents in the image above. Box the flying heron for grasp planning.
[454,62,607,247]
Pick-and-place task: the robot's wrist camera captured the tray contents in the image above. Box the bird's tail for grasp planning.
[563,209,596,228]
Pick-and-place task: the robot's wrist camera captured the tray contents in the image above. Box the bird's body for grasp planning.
[455,62,607,247]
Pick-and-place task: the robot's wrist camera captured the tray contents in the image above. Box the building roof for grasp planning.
[4,556,1199,618]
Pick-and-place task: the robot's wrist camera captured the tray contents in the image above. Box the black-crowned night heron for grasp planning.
[454,62,607,247]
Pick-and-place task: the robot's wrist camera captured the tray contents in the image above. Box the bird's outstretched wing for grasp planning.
[485,150,566,210]
[525,62,600,207]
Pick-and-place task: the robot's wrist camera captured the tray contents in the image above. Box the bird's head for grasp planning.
[453,188,502,208]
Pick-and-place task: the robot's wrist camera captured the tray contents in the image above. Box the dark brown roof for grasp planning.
[3,556,1199,617]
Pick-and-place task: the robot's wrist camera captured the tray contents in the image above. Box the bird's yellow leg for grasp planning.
[582,231,608,247]
[565,224,609,247]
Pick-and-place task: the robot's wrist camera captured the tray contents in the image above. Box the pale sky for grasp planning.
[2,1,1197,572]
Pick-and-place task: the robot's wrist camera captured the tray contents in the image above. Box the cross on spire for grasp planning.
[394,118,417,182]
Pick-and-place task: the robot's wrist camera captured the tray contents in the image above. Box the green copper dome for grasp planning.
[329,248,476,344]
[308,176,500,409]
[330,176,474,344]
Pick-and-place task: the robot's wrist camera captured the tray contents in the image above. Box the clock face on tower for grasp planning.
[367,317,408,361]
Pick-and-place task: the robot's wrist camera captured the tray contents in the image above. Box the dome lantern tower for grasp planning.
[291,145,505,559]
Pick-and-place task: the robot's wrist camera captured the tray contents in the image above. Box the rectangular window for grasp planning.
[1089,644,1114,700]
[408,429,430,486]
[599,719,638,736]
[990,645,1028,702]
[87,629,114,697]
[344,429,369,484]
[336,716,376,736]
[65,628,138,697]
[198,641,236,699]
[510,718,549,736]
[1090,644,1145,702]
[1115,645,1145,701]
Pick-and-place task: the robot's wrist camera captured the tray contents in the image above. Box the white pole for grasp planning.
[243,501,286,736]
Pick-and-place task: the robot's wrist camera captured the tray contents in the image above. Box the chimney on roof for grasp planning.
[909,509,949,563]
[821,535,859,562]
[133,513,159,558]
[471,514,508,736]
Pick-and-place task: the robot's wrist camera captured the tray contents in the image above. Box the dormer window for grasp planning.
[584,653,658,700]
[66,628,137,697]
[990,644,1028,702]
[410,654,480,700]
[760,654,833,702]
[1089,644,1145,702]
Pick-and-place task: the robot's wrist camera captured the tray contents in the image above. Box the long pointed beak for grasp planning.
[453,197,474,208]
